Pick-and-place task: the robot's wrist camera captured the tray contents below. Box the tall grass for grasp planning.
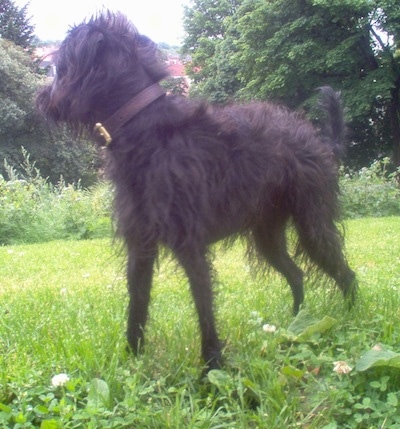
[1,152,399,246]
[0,149,112,245]
[340,158,400,218]
[0,218,399,428]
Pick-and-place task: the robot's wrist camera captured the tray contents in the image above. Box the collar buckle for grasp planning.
[93,123,112,146]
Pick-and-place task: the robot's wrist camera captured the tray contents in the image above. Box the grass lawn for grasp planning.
[0,217,399,428]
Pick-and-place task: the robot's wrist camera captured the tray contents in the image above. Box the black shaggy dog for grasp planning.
[36,12,357,370]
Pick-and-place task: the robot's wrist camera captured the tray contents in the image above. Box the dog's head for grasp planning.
[36,11,168,131]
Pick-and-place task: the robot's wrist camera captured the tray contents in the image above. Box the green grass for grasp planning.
[0,218,399,428]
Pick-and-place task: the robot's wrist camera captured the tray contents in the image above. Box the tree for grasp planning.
[0,0,36,50]
[0,2,101,185]
[0,39,38,135]
[0,39,101,185]
[232,0,400,167]
[183,0,400,168]
[158,44,189,96]
[372,1,400,167]
[182,0,243,102]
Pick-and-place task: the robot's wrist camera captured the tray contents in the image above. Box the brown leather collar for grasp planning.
[93,83,166,146]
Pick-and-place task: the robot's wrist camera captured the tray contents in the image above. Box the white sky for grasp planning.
[16,0,189,45]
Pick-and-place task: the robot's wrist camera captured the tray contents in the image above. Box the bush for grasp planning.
[0,148,112,245]
[340,158,400,218]
[0,39,102,187]
[0,151,399,245]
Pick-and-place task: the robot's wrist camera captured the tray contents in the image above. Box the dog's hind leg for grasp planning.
[252,219,304,314]
[126,243,157,355]
[294,216,357,306]
[176,247,222,370]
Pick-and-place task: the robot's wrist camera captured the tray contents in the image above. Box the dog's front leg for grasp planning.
[177,248,222,371]
[126,243,156,355]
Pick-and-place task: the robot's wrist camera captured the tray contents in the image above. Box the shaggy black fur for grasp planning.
[36,12,357,370]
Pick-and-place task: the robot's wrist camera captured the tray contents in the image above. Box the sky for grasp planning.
[16,0,189,45]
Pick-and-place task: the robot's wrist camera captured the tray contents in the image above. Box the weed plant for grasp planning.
[0,149,112,245]
[0,151,399,246]
[0,218,399,428]
[340,158,400,218]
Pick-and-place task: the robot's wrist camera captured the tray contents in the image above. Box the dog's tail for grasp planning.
[318,86,346,161]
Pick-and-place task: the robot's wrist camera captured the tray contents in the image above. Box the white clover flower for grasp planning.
[333,361,352,375]
[250,311,263,325]
[372,344,383,351]
[51,373,70,387]
[262,324,277,333]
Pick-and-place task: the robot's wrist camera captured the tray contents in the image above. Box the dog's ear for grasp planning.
[138,35,154,49]
[78,30,105,66]
[57,27,105,81]
[90,31,105,48]
[52,28,108,119]
[136,34,169,82]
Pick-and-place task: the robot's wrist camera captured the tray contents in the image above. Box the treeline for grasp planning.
[0,0,101,186]
[182,0,400,170]
[1,0,400,186]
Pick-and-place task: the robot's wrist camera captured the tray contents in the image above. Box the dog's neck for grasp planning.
[93,83,166,146]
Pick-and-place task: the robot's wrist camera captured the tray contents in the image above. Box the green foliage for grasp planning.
[159,44,188,95]
[182,0,400,168]
[182,0,243,102]
[27,128,102,186]
[0,148,111,245]
[0,39,102,186]
[0,39,39,132]
[356,349,400,371]
[0,150,398,246]
[340,158,400,218]
[0,218,399,427]
[161,76,188,96]
[0,0,36,50]
[230,0,383,105]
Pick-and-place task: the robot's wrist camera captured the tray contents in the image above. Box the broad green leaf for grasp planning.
[282,310,337,342]
[355,349,400,372]
[87,378,111,410]
[387,392,398,407]
[0,403,12,413]
[321,423,337,429]
[40,420,59,429]
[281,366,305,379]
[15,412,27,423]
[34,405,49,415]
[207,369,230,389]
